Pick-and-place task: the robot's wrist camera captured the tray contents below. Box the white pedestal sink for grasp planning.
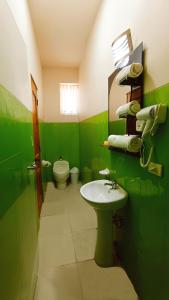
[80,180,128,267]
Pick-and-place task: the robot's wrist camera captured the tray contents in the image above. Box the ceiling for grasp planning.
[28,0,102,68]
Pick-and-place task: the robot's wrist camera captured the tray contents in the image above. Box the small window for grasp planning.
[60,83,79,115]
[111,29,133,68]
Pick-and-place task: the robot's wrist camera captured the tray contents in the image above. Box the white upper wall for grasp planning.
[43,67,78,122]
[6,0,43,116]
[0,0,30,109]
[79,0,169,120]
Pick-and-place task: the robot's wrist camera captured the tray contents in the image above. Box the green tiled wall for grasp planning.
[109,119,126,135]
[0,85,39,300]
[79,84,169,300]
[79,111,111,181]
[41,122,80,181]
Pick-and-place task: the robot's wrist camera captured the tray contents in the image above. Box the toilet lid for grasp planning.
[54,165,69,175]
[53,160,69,173]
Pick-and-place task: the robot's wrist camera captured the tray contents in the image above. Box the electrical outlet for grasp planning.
[148,162,163,176]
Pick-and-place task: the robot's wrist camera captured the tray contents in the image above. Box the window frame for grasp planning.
[59,82,79,116]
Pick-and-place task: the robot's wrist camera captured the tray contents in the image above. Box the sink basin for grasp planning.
[80,180,128,267]
[80,179,127,209]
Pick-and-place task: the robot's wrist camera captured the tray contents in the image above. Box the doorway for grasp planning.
[31,75,43,213]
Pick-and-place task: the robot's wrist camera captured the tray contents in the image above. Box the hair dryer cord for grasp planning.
[140,143,154,168]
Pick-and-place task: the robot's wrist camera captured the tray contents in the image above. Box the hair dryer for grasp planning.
[136,104,167,168]
[136,104,167,138]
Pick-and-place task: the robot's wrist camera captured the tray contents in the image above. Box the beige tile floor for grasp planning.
[36,182,138,300]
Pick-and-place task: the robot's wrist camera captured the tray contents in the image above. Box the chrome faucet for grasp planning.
[104,180,118,190]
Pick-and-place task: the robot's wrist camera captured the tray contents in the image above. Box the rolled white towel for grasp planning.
[115,63,143,84]
[116,100,141,118]
[108,135,142,153]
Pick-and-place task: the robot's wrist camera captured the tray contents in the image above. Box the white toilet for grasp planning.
[53,160,69,189]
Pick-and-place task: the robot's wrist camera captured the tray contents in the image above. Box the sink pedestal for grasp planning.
[80,180,128,268]
[94,209,115,267]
